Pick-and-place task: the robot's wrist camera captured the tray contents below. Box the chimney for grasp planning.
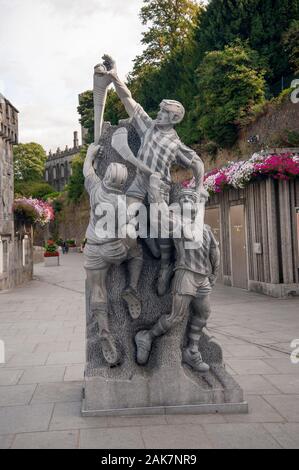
[73,131,79,148]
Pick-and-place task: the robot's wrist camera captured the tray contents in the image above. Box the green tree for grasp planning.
[194,0,299,89]
[13,142,47,182]
[104,89,127,125]
[78,91,94,143]
[283,20,299,74]
[77,88,128,144]
[14,180,55,199]
[196,42,266,147]
[67,147,86,202]
[132,0,201,74]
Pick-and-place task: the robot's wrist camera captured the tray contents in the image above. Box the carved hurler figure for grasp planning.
[83,143,143,366]
[135,174,220,372]
[96,54,205,296]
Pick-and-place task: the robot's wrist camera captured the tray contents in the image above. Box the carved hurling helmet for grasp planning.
[160,99,185,124]
[177,187,209,204]
[103,163,128,192]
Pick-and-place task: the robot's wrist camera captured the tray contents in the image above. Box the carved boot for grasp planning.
[99,330,120,367]
[122,286,141,319]
[135,330,153,365]
[182,348,210,373]
[157,263,173,296]
[92,303,120,367]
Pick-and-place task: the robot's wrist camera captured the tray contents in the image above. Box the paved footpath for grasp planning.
[0,253,299,449]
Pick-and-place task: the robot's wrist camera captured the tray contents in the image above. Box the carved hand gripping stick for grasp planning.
[93,62,112,143]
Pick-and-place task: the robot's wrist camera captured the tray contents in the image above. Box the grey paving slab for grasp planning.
[264,374,299,394]
[203,423,281,449]
[224,344,271,358]
[0,369,24,386]
[68,340,85,352]
[64,364,85,382]
[141,424,212,449]
[6,343,37,354]
[12,430,79,449]
[50,402,108,430]
[0,384,36,406]
[34,342,70,354]
[234,374,281,395]
[263,395,299,422]
[263,423,299,449]
[0,434,14,449]
[19,366,66,385]
[165,413,226,425]
[31,381,83,404]
[224,395,284,423]
[0,404,54,434]
[263,358,299,375]
[46,351,85,365]
[7,352,49,367]
[79,427,145,449]
[107,415,168,428]
[226,358,277,375]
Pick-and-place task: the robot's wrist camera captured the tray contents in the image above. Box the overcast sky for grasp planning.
[0,0,146,152]
[0,0,205,153]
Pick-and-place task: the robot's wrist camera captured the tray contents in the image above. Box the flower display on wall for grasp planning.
[44,239,59,257]
[14,198,55,226]
[183,152,299,194]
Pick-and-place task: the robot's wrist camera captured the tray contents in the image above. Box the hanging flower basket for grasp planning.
[14,198,55,234]
[183,152,299,195]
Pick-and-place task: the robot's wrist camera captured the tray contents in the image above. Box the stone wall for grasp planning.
[0,93,33,290]
[197,92,299,171]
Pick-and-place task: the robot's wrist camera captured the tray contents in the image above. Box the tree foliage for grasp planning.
[196,42,266,147]
[14,180,55,199]
[13,142,47,182]
[77,0,299,151]
[67,146,86,202]
[194,0,299,86]
[283,19,299,74]
[78,91,94,144]
[132,0,201,74]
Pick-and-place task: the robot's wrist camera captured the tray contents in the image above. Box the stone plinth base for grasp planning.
[82,365,247,416]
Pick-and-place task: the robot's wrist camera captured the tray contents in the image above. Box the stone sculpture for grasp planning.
[81,55,247,416]
[97,54,205,297]
[83,143,143,366]
[135,174,220,373]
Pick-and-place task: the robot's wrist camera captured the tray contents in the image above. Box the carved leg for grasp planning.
[122,245,143,319]
[135,294,191,365]
[157,238,174,296]
[85,267,120,366]
[182,295,211,373]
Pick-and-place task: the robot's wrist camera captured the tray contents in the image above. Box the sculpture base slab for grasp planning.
[81,365,248,417]
[81,399,248,417]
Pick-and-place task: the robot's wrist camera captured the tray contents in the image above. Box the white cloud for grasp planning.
[0,0,144,152]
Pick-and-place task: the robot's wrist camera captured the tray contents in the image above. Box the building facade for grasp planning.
[45,131,81,191]
[205,153,299,298]
[0,93,33,290]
